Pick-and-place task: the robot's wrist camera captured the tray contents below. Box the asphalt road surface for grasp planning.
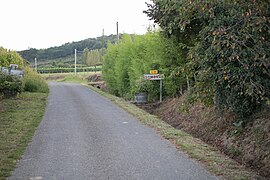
[10,82,218,180]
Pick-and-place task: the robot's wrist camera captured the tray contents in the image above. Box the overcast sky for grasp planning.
[0,0,153,51]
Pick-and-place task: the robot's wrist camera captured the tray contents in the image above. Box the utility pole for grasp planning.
[74,49,77,75]
[102,28,104,55]
[34,58,37,72]
[116,21,119,44]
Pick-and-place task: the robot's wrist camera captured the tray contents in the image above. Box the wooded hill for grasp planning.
[18,34,119,65]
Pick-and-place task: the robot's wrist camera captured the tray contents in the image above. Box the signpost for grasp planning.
[144,70,165,102]
[143,74,164,80]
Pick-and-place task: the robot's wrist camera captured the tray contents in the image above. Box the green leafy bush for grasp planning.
[38,66,101,74]
[187,1,270,117]
[134,78,161,102]
[23,77,48,93]
[0,47,25,67]
[0,73,24,98]
[134,78,152,93]
[145,0,270,117]
[23,67,49,93]
[103,32,165,101]
[0,47,48,96]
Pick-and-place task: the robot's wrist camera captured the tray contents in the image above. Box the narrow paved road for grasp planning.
[10,82,218,180]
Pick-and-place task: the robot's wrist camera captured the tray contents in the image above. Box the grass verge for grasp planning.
[41,71,101,82]
[0,92,48,179]
[58,75,86,83]
[87,85,261,180]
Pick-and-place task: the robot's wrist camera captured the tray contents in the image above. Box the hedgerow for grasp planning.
[103,33,165,100]
[144,0,270,117]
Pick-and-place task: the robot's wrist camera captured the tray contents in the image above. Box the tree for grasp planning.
[0,47,25,67]
[82,48,102,73]
[87,49,102,66]
[145,0,270,117]
[82,48,90,65]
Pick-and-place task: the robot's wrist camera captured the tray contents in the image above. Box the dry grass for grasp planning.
[152,96,270,179]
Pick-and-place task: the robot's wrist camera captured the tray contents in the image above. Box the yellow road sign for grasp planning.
[150,70,158,74]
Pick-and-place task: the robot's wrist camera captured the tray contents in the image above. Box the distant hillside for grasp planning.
[18,34,120,64]
[34,54,84,68]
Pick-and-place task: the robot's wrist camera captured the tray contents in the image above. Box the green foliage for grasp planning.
[103,31,191,101]
[82,48,102,67]
[0,47,25,67]
[133,78,152,93]
[134,78,160,101]
[102,43,119,95]
[23,67,49,93]
[103,32,165,100]
[37,66,101,74]
[160,36,189,97]
[188,1,270,117]
[0,73,24,98]
[82,48,90,64]
[0,47,48,94]
[0,92,48,178]
[145,0,270,117]
[36,54,84,69]
[114,35,133,97]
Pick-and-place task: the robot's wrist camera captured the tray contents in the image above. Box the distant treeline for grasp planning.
[38,66,102,74]
[18,34,120,63]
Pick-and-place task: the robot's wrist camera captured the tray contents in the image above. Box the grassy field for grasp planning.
[40,71,101,77]
[41,71,101,82]
[0,92,48,179]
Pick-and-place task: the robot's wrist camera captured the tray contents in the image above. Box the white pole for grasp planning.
[74,49,77,75]
[34,58,37,72]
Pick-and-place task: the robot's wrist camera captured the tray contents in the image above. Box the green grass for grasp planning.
[87,85,260,180]
[41,72,101,83]
[40,71,101,77]
[0,92,48,179]
[58,75,86,83]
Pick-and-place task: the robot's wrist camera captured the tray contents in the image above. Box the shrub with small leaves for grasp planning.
[145,0,270,117]
[0,73,24,98]
[188,1,270,117]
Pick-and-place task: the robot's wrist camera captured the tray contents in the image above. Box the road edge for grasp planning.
[85,84,261,180]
